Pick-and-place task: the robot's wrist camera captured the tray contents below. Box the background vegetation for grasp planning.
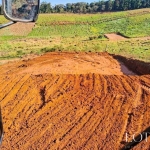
[30,10,150,38]
[0,0,150,14]
[39,0,150,13]
[0,8,149,62]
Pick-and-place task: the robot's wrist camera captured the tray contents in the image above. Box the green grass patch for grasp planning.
[0,9,150,62]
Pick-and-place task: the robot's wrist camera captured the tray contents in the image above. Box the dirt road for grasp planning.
[0,52,150,150]
[104,33,127,40]
[104,33,150,41]
[0,22,35,36]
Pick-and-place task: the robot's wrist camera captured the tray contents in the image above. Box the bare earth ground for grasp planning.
[0,52,150,150]
[104,33,150,41]
[0,54,39,65]
[104,34,127,40]
[0,22,35,36]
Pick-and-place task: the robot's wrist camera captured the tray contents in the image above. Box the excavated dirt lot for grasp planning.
[0,52,150,150]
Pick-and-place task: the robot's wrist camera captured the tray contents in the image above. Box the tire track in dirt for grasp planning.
[0,76,149,149]
[0,52,149,150]
[83,76,131,149]
[9,75,86,149]
[0,75,29,105]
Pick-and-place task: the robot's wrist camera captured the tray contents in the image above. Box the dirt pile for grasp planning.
[0,52,149,150]
[0,52,136,75]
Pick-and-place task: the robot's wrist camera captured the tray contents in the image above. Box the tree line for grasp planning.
[40,0,150,13]
[0,0,150,15]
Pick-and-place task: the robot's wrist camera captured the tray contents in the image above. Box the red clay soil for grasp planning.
[104,33,127,40]
[0,52,136,75]
[113,55,150,75]
[0,22,35,36]
[0,52,150,150]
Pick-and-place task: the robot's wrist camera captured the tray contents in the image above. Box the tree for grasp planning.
[114,0,120,10]
[66,3,72,12]
[131,0,137,9]
[124,0,129,10]
[100,0,106,11]
[119,0,124,10]
[146,0,150,7]
[135,0,142,8]
[106,0,113,11]
[54,4,65,13]
[38,0,150,14]
[128,0,132,10]
[40,2,48,13]
[46,3,52,13]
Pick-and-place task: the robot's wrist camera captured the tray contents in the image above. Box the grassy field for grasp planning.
[0,8,150,62]
[29,8,150,38]
[0,36,149,62]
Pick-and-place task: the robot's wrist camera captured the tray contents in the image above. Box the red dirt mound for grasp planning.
[0,52,150,150]
[0,52,135,75]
